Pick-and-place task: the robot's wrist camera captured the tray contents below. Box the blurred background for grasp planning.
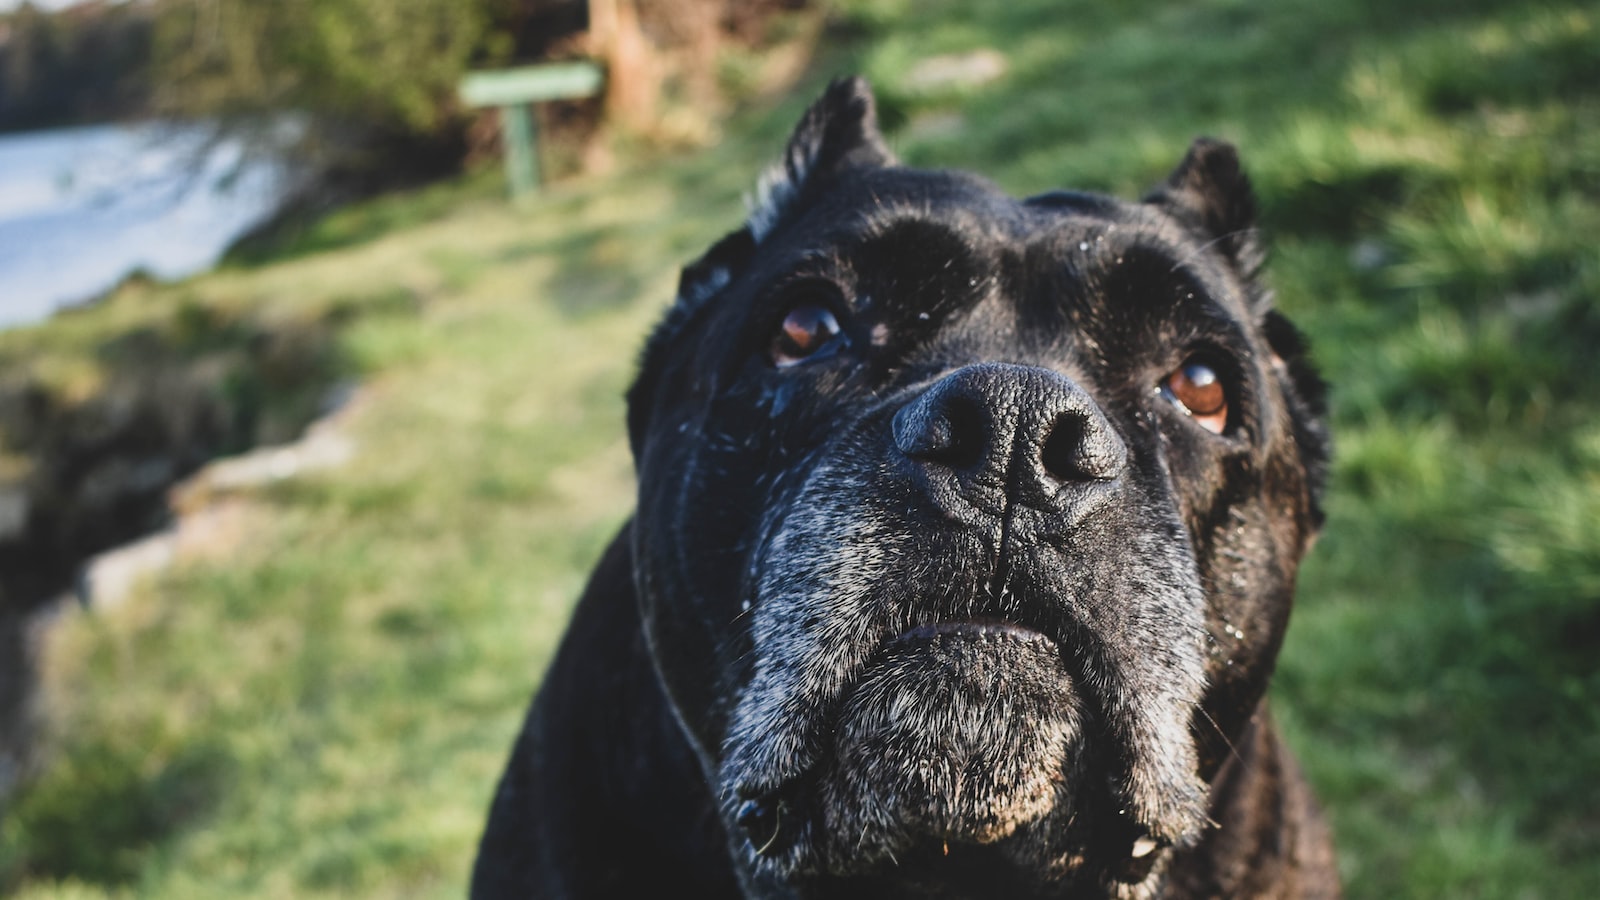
[0,0,1595,896]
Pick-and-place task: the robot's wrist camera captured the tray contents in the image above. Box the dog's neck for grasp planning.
[1164,709,1341,900]
[472,524,742,898]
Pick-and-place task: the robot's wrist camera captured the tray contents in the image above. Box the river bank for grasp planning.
[0,151,670,891]
[0,375,362,818]
[0,165,490,825]
[0,269,375,824]
[0,120,301,330]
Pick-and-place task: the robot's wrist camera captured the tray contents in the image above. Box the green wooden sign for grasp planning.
[458,61,605,198]
[458,61,604,109]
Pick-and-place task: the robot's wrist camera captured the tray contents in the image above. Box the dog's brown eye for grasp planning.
[771,304,842,367]
[1162,360,1228,434]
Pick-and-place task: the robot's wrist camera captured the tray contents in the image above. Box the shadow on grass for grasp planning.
[1,737,231,889]
[0,285,422,616]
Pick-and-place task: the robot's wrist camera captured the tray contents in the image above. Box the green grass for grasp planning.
[3,0,1598,896]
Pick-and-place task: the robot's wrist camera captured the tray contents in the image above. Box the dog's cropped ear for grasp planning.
[671,77,895,315]
[1145,138,1264,282]
[1152,140,1329,529]
[747,76,897,242]
[629,79,894,460]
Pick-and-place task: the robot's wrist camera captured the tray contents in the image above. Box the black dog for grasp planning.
[473,77,1340,899]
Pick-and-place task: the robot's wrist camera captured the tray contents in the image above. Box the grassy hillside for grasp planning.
[3,0,1597,896]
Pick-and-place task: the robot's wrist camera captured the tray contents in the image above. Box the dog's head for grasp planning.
[625,78,1328,898]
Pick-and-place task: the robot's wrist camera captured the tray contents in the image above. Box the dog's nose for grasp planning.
[892,363,1126,514]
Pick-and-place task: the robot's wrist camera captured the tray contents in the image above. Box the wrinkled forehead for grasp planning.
[764,166,1252,320]
[774,166,1030,253]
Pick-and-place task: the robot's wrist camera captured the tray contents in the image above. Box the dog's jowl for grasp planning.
[472,78,1340,900]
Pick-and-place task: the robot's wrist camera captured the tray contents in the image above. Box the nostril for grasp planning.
[1039,413,1087,482]
[894,394,987,470]
[1040,412,1124,482]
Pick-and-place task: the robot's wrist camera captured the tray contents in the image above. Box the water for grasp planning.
[0,120,299,329]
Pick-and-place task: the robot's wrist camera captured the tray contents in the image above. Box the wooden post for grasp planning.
[501,103,539,197]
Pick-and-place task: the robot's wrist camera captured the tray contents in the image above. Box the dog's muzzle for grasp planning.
[720,362,1209,883]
